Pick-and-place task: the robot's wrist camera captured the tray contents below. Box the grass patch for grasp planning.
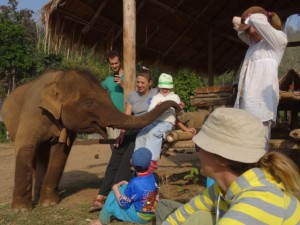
[0,203,152,225]
[0,203,91,225]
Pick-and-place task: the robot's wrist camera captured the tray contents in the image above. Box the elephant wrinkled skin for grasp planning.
[1,69,181,212]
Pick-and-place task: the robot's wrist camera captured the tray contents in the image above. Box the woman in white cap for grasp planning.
[156,108,300,225]
[134,73,181,172]
[232,6,287,140]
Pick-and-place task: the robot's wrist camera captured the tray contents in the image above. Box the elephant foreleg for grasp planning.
[33,145,50,204]
[12,146,36,212]
[39,142,73,207]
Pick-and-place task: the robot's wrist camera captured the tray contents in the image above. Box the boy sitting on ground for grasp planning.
[90,147,159,225]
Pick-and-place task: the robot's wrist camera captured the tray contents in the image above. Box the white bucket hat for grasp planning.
[158,73,174,89]
[192,108,267,163]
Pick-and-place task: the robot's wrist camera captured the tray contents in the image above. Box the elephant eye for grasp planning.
[86,100,97,109]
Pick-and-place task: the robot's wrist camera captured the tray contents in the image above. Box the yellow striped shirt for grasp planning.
[163,168,300,225]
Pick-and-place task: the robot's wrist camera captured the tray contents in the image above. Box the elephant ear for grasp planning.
[40,82,62,120]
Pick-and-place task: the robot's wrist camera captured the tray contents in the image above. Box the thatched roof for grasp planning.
[41,0,300,75]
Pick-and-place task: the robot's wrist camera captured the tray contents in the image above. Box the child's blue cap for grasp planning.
[132,147,152,170]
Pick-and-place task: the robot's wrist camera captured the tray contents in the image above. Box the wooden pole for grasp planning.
[123,0,136,106]
[208,28,214,86]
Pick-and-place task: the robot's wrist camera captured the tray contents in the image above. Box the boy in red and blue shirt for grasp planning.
[90,147,159,225]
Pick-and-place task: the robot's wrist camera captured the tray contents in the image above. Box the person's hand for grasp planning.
[155,101,162,107]
[118,180,128,186]
[114,130,125,148]
[112,183,118,190]
[113,74,120,82]
[179,102,185,109]
[185,127,197,135]
[112,180,128,190]
[114,74,124,87]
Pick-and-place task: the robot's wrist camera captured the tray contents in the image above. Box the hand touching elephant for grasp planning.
[2,69,181,212]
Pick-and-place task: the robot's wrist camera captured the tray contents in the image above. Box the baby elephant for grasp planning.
[2,69,181,212]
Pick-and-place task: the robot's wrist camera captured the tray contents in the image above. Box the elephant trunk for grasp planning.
[103,100,182,130]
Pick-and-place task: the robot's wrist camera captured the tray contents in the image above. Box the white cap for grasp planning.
[158,73,174,89]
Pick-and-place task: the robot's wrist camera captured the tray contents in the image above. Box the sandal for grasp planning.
[88,197,106,213]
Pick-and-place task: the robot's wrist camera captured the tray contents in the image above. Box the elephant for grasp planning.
[1,69,181,212]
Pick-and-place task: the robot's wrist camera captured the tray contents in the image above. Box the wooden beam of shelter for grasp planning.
[142,19,167,47]
[56,8,110,33]
[82,0,108,33]
[269,139,300,151]
[208,28,213,86]
[140,0,184,51]
[288,41,300,47]
[161,4,211,58]
[148,0,241,45]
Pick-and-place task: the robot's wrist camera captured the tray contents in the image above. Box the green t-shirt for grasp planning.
[102,74,124,112]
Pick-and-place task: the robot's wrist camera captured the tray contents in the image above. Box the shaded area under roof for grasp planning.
[41,0,300,75]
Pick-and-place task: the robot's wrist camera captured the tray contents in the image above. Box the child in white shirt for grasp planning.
[134,73,181,172]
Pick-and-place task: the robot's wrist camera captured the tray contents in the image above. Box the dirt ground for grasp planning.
[0,141,204,209]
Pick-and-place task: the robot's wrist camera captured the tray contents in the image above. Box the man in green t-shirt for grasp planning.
[102,50,124,142]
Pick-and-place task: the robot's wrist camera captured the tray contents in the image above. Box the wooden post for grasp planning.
[208,28,214,86]
[123,0,136,107]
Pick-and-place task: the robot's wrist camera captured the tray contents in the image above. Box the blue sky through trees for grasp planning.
[0,0,48,20]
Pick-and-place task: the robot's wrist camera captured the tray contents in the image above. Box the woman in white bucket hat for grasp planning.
[156,108,300,225]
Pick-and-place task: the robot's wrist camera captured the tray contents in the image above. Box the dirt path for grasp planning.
[0,141,202,208]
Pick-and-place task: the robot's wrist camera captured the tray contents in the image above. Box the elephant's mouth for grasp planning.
[93,123,108,140]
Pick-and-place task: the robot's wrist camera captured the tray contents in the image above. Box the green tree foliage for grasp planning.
[279,24,300,76]
[0,0,63,98]
[0,0,35,94]
[60,49,109,80]
[0,122,8,142]
[173,69,207,111]
[214,70,237,86]
[32,52,63,76]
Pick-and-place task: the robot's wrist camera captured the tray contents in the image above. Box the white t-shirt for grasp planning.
[148,91,181,124]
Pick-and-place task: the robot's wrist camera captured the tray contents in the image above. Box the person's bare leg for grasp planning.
[89,195,106,213]
[95,195,106,203]
[90,219,103,225]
